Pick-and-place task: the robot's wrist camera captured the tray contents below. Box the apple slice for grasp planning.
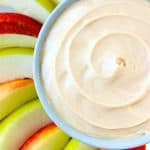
[0,79,37,120]
[52,0,61,4]
[0,13,42,48]
[0,47,33,83]
[20,123,70,150]
[0,0,55,23]
[0,12,42,37]
[130,145,146,150]
[0,100,51,150]
[0,13,42,36]
[64,139,98,150]
[0,34,36,49]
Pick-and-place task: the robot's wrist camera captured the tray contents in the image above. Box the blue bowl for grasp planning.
[33,0,150,149]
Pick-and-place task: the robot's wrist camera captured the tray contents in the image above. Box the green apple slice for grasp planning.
[0,47,33,83]
[0,100,51,150]
[0,34,36,49]
[52,0,61,4]
[64,139,98,150]
[36,0,56,12]
[20,123,70,150]
[0,79,37,120]
[0,0,55,23]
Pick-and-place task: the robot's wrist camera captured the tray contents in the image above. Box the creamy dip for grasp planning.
[42,0,150,138]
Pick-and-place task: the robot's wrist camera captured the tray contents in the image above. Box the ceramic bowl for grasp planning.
[33,0,150,149]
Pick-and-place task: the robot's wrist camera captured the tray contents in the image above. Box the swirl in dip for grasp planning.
[42,0,150,138]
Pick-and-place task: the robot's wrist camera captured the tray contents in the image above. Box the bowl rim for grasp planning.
[33,0,150,149]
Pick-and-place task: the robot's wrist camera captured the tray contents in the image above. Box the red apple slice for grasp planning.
[0,0,55,23]
[0,13,42,48]
[130,145,146,150]
[0,13,42,37]
[20,123,70,150]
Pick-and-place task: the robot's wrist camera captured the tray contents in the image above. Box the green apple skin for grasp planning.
[0,0,55,23]
[0,100,51,150]
[0,34,36,49]
[64,139,98,150]
[0,47,33,56]
[36,0,55,12]
[0,79,37,120]
[0,47,33,83]
[52,0,61,4]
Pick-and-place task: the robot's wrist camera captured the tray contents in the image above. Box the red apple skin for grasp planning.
[20,123,57,150]
[97,145,146,150]
[129,145,146,150]
[0,13,42,37]
[0,78,33,90]
[0,79,37,120]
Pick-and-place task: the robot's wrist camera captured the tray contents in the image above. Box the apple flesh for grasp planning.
[0,47,33,83]
[20,123,70,150]
[64,139,98,150]
[0,100,51,150]
[0,34,36,49]
[0,13,42,37]
[0,79,37,120]
[0,13,41,48]
[0,0,55,23]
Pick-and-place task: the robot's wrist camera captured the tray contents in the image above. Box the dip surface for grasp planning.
[42,0,150,138]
